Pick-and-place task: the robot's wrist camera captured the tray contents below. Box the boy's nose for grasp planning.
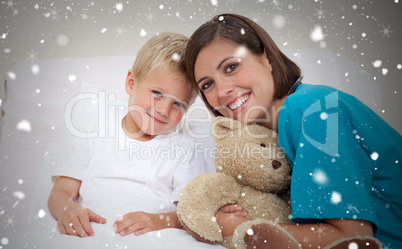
[155,100,171,117]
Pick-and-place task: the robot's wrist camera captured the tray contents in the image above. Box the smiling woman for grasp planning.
[183,13,402,249]
[194,39,279,129]
[185,14,301,125]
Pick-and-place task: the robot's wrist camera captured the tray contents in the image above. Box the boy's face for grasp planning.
[125,69,192,139]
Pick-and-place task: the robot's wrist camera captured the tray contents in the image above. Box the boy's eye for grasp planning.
[174,102,185,109]
[152,90,163,97]
[225,63,238,73]
[200,81,213,91]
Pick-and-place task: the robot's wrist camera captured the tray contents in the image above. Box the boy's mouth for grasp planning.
[228,93,250,111]
[148,113,166,124]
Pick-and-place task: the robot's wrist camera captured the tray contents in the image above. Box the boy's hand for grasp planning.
[113,211,171,236]
[57,206,106,237]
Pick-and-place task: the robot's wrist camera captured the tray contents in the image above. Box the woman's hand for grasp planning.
[113,211,181,236]
[215,204,249,237]
[219,204,248,216]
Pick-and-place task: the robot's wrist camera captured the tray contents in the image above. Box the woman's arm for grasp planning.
[276,219,373,248]
[215,211,373,249]
[48,176,106,237]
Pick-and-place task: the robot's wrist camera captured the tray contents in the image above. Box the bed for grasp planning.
[0,50,380,248]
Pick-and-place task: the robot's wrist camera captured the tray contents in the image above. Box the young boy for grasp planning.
[48,32,204,238]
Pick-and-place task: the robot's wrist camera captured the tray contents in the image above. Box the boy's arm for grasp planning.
[113,202,182,236]
[48,176,106,237]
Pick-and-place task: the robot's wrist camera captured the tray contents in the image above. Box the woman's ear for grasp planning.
[262,50,273,73]
[125,69,136,95]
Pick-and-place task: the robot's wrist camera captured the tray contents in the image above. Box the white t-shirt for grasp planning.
[52,99,207,221]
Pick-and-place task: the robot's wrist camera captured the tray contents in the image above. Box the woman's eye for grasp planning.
[225,63,238,73]
[152,91,163,97]
[201,81,213,91]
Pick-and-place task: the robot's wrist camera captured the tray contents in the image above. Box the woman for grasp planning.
[184,13,402,249]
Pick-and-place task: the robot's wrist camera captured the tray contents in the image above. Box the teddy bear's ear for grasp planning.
[211,117,245,141]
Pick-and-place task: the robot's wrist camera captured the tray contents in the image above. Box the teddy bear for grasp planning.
[177,116,293,248]
[177,116,383,249]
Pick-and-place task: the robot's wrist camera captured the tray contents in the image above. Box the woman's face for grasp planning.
[194,39,277,127]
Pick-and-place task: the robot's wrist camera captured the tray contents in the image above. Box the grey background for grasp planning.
[1,0,401,133]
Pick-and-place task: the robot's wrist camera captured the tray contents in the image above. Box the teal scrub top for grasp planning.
[278,84,402,249]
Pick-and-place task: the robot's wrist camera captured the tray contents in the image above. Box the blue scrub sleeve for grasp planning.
[288,98,378,228]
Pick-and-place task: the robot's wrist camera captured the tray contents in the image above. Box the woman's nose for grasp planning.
[217,79,234,98]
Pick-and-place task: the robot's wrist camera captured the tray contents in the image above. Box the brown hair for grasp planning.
[185,13,301,116]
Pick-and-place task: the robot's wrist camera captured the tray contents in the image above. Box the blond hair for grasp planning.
[132,32,197,101]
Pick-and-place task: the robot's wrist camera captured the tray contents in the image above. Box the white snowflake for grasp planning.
[370,152,379,161]
[310,25,325,42]
[312,169,328,185]
[289,49,308,64]
[379,25,393,38]
[4,0,16,9]
[226,0,239,6]
[310,225,327,238]
[314,6,326,19]
[346,203,360,214]
[17,119,31,132]
[348,242,358,249]
[330,191,342,204]
[3,0,21,14]
[3,214,17,229]
[115,3,123,12]
[272,15,286,29]
[251,13,262,23]
[269,0,282,8]
[1,237,9,246]
[113,26,127,38]
[142,8,157,24]
[26,49,39,62]
[44,6,60,20]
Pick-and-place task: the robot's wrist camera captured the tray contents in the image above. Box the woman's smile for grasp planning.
[227,93,250,111]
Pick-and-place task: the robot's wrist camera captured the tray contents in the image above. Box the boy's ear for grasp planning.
[125,70,136,94]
